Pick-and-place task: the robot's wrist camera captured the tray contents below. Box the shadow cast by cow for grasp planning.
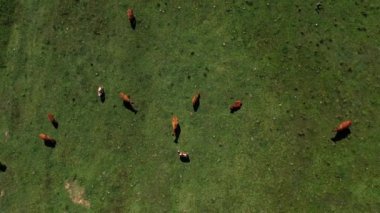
[123,101,138,114]
[180,155,190,163]
[331,128,351,143]
[130,18,136,30]
[173,125,181,143]
[0,162,6,172]
[44,139,57,148]
[193,101,200,112]
[230,108,241,113]
[52,120,59,129]
[100,93,106,103]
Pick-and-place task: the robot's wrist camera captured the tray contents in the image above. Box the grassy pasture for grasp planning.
[0,0,379,212]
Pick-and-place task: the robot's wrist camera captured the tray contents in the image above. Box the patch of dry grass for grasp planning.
[64,180,90,208]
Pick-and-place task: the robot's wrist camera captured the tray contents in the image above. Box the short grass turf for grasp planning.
[1,0,380,212]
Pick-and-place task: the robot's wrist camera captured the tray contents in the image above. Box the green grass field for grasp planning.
[1,0,379,212]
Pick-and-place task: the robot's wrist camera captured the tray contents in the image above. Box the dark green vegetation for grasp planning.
[1,0,379,211]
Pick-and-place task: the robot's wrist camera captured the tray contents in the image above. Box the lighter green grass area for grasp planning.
[0,0,379,212]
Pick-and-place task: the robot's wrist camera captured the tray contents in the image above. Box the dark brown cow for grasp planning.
[127,8,136,29]
[47,113,59,128]
[192,92,200,112]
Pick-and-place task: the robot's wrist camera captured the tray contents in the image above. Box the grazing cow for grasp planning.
[172,116,179,135]
[178,150,190,162]
[39,133,56,148]
[192,92,200,112]
[172,116,181,143]
[315,2,323,13]
[98,86,105,102]
[230,100,242,113]
[97,86,105,97]
[47,113,55,122]
[119,92,132,103]
[47,113,59,129]
[39,133,53,141]
[127,8,136,29]
[331,120,352,142]
[127,9,134,21]
[119,92,138,113]
[334,120,352,132]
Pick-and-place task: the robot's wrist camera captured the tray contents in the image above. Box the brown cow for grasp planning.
[334,120,352,132]
[119,92,132,103]
[172,116,181,142]
[119,92,138,113]
[39,133,56,148]
[172,116,179,135]
[47,113,55,122]
[331,120,352,142]
[39,133,52,141]
[230,100,242,113]
[192,92,200,112]
[47,113,59,129]
[127,9,134,21]
[127,8,136,29]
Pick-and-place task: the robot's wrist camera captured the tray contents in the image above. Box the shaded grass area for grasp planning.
[0,0,17,68]
[0,0,380,212]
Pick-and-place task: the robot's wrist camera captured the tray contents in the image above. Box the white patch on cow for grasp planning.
[97,86,104,97]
